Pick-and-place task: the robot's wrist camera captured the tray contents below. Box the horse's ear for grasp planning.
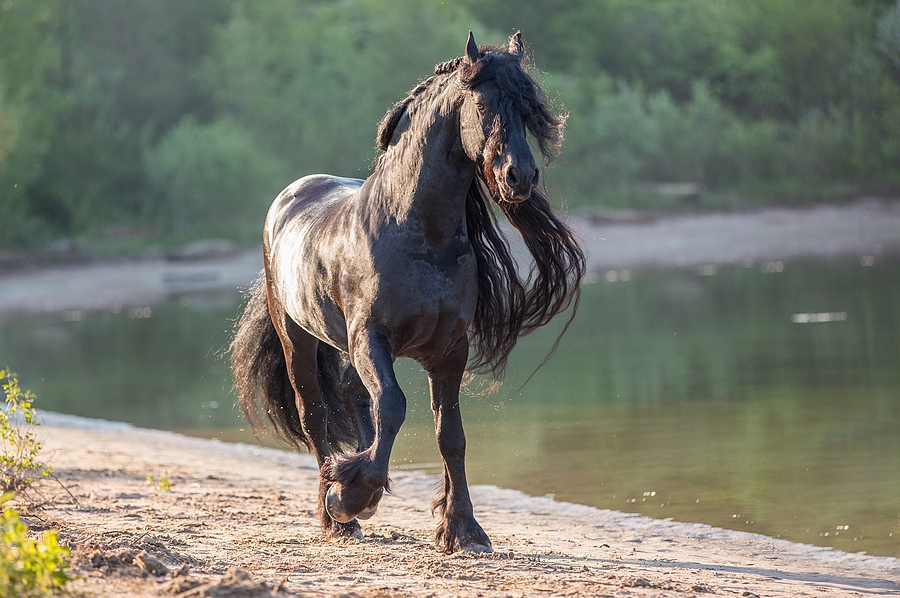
[508,31,524,60]
[465,31,480,64]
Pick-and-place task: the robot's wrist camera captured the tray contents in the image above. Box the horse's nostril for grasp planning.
[507,169,518,186]
[533,168,540,187]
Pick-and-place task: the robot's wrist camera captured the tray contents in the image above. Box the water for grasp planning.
[1,257,898,557]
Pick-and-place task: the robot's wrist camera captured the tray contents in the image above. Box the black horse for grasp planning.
[231,31,584,554]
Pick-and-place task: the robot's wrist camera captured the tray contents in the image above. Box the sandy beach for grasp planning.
[28,412,900,597]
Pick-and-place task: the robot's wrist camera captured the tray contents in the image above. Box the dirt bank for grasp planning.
[2,200,899,315]
[574,199,900,271]
[23,412,900,597]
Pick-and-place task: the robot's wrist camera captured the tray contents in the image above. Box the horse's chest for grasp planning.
[370,243,477,352]
[385,251,474,310]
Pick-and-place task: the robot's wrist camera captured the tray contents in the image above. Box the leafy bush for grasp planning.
[0,493,71,597]
[146,471,173,492]
[144,117,286,241]
[0,370,51,494]
[555,74,883,208]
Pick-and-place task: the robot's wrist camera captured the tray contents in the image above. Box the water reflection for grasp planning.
[0,257,897,557]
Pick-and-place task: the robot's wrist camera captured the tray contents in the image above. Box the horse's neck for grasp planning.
[366,95,474,248]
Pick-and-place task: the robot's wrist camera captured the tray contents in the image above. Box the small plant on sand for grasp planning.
[0,370,51,494]
[0,492,72,597]
[146,471,173,492]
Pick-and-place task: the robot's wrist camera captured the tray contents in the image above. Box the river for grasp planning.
[2,252,897,557]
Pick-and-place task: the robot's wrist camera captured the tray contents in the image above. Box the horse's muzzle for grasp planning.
[503,164,539,202]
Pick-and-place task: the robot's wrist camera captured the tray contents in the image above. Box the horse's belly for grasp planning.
[270,239,351,351]
[288,294,350,351]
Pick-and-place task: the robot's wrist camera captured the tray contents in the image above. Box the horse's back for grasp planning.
[266,175,363,240]
[264,174,363,351]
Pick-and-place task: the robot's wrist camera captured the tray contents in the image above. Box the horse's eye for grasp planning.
[475,103,485,113]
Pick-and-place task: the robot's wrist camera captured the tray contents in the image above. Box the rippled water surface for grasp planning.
[2,256,897,556]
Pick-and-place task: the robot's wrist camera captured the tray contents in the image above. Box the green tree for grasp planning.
[0,0,66,245]
[878,1,900,76]
[3,0,900,247]
[0,0,233,247]
[144,117,285,240]
[36,0,233,237]
[201,0,493,179]
[469,0,900,204]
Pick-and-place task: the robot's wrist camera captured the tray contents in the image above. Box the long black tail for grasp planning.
[229,275,356,453]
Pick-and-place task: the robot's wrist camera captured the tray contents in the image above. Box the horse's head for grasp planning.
[375,32,564,204]
[455,31,563,204]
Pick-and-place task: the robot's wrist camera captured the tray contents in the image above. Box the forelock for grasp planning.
[456,49,564,160]
[378,44,564,159]
[458,49,528,93]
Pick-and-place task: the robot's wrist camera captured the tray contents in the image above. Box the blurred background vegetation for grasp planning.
[1,0,900,250]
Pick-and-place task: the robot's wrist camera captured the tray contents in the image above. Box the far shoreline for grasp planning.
[2,200,900,316]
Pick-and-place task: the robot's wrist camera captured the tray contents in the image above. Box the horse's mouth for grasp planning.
[498,184,532,204]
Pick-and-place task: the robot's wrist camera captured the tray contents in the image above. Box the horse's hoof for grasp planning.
[461,543,493,554]
[325,485,355,524]
[356,503,377,520]
[356,487,382,520]
[329,520,364,541]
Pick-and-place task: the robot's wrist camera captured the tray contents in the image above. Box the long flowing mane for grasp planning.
[376,43,586,382]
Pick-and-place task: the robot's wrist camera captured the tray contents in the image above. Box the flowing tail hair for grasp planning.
[229,275,356,453]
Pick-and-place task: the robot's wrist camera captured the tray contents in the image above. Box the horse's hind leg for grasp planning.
[279,318,363,540]
[427,339,492,554]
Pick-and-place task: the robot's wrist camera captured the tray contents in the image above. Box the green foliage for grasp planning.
[0,493,71,597]
[2,0,900,248]
[146,471,172,493]
[472,0,900,206]
[0,0,233,247]
[0,371,51,494]
[558,78,857,206]
[201,0,487,178]
[0,0,67,246]
[878,1,900,76]
[144,117,286,241]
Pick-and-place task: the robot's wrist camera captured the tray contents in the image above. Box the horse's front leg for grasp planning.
[323,331,402,524]
[341,364,376,452]
[427,338,492,554]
